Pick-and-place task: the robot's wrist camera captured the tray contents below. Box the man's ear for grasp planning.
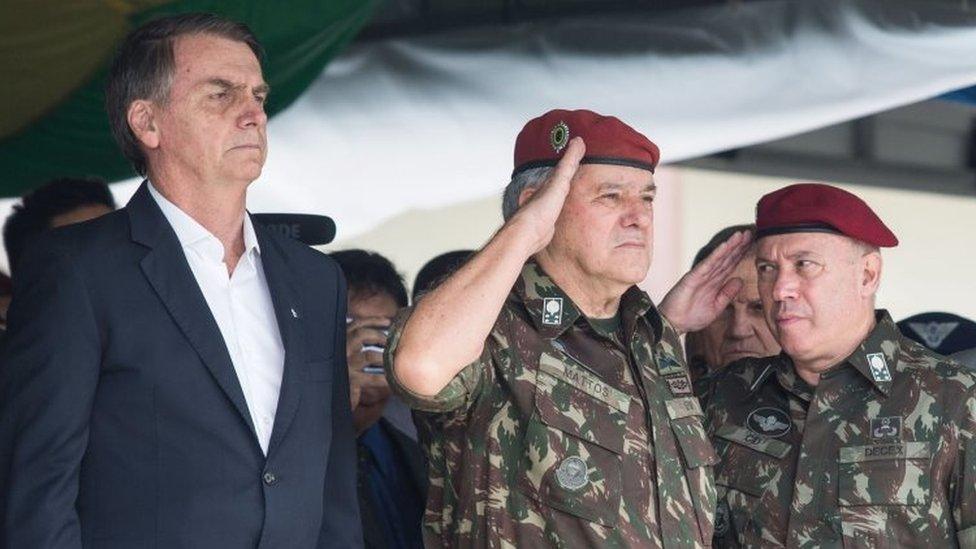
[859,251,883,298]
[127,100,160,149]
[517,186,538,209]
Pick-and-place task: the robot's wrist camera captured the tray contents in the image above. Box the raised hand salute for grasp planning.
[391,137,586,398]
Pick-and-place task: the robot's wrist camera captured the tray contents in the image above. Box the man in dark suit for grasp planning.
[0,13,361,548]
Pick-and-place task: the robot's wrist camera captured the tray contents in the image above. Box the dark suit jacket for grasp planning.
[0,183,361,548]
[357,419,428,549]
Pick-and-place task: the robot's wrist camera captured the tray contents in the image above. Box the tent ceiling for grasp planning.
[361,0,741,39]
[360,0,973,40]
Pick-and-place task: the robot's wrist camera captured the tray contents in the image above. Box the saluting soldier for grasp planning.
[384,109,752,547]
[702,183,976,548]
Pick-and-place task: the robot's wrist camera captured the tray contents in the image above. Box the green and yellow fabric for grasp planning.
[0,0,378,197]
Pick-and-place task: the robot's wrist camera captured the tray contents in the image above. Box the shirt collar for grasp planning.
[514,261,657,340]
[148,181,260,262]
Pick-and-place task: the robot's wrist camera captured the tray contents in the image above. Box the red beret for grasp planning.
[512,109,659,177]
[755,183,898,247]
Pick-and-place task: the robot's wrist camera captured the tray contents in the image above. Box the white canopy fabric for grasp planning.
[2,0,976,272]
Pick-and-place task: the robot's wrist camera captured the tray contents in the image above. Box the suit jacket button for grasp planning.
[263,472,277,486]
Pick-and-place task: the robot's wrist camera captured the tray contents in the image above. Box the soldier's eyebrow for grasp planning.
[787,251,822,261]
[595,182,657,193]
[596,182,624,192]
[755,250,823,263]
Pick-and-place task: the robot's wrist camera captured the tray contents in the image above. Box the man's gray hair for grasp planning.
[501,166,553,221]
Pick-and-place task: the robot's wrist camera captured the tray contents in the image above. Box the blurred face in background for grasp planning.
[696,254,781,369]
[50,203,114,228]
[349,289,399,323]
[347,288,399,434]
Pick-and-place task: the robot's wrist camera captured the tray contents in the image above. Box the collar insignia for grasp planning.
[866,352,892,382]
[542,297,563,325]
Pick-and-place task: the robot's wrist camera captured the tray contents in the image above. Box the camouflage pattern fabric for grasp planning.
[385,262,718,548]
[700,311,976,548]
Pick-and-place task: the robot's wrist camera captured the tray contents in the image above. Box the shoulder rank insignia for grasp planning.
[542,297,563,325]
[866,352,892,382]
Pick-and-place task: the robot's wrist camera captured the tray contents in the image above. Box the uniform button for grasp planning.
[263,472,277,485]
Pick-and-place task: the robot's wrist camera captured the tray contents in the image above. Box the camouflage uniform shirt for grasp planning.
[385,262,718,548]
[701,311,976,548]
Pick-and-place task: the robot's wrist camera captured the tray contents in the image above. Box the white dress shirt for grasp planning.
[149,183,284,455]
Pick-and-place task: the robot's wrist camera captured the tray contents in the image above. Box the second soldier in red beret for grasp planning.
[385,108,753,547]
[702,183,976,547]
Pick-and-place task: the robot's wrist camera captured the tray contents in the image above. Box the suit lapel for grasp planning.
[127,183,259,443]
[254,221,306,457]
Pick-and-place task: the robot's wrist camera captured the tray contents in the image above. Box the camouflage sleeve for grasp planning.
[659,314,689,363]
[384,306,492,414]
[954,389,976,548]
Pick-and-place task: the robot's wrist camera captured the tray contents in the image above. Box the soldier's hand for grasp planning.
[660,230,753,334]
[510,137,586,254]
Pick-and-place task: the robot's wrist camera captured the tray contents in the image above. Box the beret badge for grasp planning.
[549,121,569,153]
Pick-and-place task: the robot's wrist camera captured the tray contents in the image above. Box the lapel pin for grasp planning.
[290,307,299,319]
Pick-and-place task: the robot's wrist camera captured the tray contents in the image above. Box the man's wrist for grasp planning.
[659,307,688,336]
[498,215,546,261]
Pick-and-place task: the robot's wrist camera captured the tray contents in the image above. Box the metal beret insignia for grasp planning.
[550,121,569,153]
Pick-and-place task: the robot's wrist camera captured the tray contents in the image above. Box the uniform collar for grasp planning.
[844,310,900,396]
[514,261,657,341]
[745,312,900,400]
[738,354,813,402]
[760,310,900,398]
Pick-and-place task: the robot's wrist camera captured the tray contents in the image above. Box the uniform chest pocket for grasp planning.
[713,424,790,497]
[667,397,720,469]
[837,442,932,507]
[518,353,628,526]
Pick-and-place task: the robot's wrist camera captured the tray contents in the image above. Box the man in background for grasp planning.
[3,177,116,277]
[685,224,780,384]
[412,250,472,301]
[332,249,426,549]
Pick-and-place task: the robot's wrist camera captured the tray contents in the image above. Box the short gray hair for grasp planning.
[501,166,553,221]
